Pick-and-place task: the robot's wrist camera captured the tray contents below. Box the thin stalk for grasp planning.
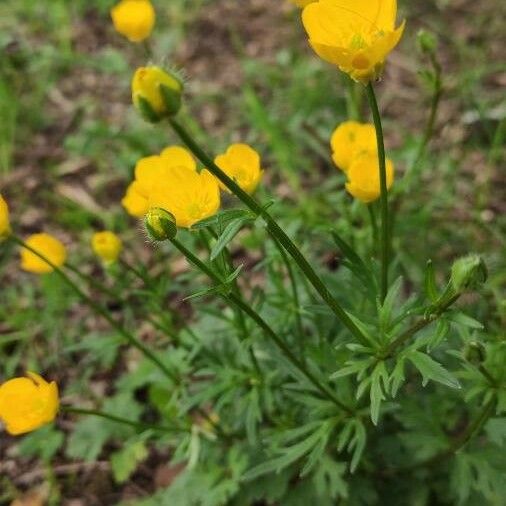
[365,83,390,302]
[170,237,354,416]
[63,406,186,434]
[367,204,379,257]
[168,118,368,347]
[11,235,178,384]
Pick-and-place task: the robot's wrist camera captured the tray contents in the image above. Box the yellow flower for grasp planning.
[291,0,317,7]
[111,0,155,43]
[92,231,123,264]
[132,66,183,122]
[345,152,394,203]
[331,121,377,172]
[122,182,149,218]
[0,194,11,238]
[148,165,220,228]
[21,233,67,274]
[0,372,59,436]
[302,0,405,83]
[122,146,220,228]
[214,144,264,195]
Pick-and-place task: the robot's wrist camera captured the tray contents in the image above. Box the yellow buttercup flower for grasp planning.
[0,372,59,436]
[148,165,220,229]
[111,0,155,43]
[291,0,317,7]
[214,144,264,195]
[0,194,11,238]
[92,231,123,264]
[132,66,183,122]
[331,121,377,172]
[302,0,405,83]
[122,182,149,218]
[345,152,394,203]
[122,146,220,228]
[21,233,67,274]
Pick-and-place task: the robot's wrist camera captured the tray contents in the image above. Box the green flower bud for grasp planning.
[416,30,438,55]
[450,255,487,293]
[144,208,177,242]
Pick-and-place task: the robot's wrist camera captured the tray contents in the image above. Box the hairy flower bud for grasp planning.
[145,208,177,241]
[416,30,438,55]
[450,255,487,293]
[132,66,183,122]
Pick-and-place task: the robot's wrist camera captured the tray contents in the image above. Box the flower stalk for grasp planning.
[167,117,369,348]
[365,83,390,302]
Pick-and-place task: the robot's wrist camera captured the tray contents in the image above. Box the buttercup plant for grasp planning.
[1,2,503,505]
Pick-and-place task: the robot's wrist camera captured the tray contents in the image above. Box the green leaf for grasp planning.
[379,277,404,333]
[407,350,461,389]
[18,425,64,461]
[110,440,149,483]
[424,260,439,302]
[210,217,252,261]
[426,319,450,352]
[447,312,484,330]
[486,418,506,447]
[191,209,251,230]
[389,358,406,397]
[370,362,387,425]
[331,230,376,295]
[330,358,374,380]
[242,423,330,481]
[66,416,111,461]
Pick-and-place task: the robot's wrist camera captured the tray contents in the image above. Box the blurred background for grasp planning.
[0,0,504,504]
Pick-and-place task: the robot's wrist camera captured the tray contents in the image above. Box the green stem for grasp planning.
[367,204,379,257]
[12,235,179,384]
[365,83,389,303]
[170,237,354,415]
[63,406,186,434]
[168,118,368,347]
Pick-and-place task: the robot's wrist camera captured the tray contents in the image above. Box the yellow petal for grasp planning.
[160,146,196,172]
[122,182,149,218]
[345,153,395,203]
[91,231,123,264]
[111,0,155,43]
[20,233,67,274]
